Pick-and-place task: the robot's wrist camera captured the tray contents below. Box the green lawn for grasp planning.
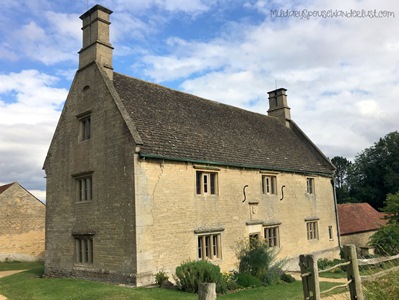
[0,263,343,300]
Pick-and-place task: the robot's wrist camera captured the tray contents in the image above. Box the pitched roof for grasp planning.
[0,182,14,194]
[338,203,387,235]
[113,72,334,175]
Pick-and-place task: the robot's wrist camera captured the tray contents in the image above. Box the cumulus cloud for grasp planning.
[136,0,399,160]
[0,70,66,201]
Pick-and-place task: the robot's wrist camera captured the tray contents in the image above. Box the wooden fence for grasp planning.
[300,244,399,300]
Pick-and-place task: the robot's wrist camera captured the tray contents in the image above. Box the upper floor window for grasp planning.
[306,178,314,194]
[77,175,92,201]
[262,175,277,195]
[196,171,218,195]
[80,116,91,141]
[77,111,92,142]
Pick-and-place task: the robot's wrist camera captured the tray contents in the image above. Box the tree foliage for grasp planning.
[381,192,399,225]
[331,156,352,203]
[347,131,399,209]
[371,192,399,255]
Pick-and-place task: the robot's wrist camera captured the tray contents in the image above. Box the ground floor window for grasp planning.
[198,234,221,260]
[264,226,280,247]
[306,221,319,240]
[75,237,93,264]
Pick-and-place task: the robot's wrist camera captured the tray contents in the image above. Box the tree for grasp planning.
[331,156,352,203]
[347,131,399,209]
[381,192,399,225]
[370,192,399,255]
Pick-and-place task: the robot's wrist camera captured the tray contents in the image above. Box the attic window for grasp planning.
[79,115,91,141]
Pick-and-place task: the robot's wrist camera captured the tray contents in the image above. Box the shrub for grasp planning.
[317,258,345,273]
[154,270,169,287]
[223,272,240,291]
[175,260,226,294]
[236,238,286,286]
[371,225,399,255]
[263,264,283,286]
[235,273,263,288]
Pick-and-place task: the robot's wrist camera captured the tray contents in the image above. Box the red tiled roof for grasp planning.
[0,182,14,194]
[338,203,387,235]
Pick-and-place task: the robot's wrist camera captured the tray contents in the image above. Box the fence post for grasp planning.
[299,254,320,300]
[198,283,216,300]
[343,244,364,300]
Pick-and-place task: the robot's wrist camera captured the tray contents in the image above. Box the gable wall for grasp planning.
[0,184,45,261]
[44,64,138,284]
[134,158,339,285]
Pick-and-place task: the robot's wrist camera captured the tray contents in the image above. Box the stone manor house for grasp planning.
[43,5,339,286]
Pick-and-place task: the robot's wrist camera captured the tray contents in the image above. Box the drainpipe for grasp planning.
[331,178,341,248]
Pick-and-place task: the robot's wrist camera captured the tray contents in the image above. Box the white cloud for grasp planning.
[0,70,66,200]
[135,0,399,160]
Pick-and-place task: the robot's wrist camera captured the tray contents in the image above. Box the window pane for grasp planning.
[198,237,203,259]
[205,236,210,257]
[77,239,82,262]
[196,172,201,194]
[203,174,208,193]
[210,173,216,194]
[212,235,218,256]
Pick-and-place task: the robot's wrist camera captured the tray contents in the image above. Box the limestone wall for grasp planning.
[0,183,45,261]
[134,159,340,285]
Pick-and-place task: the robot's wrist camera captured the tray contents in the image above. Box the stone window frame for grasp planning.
[306,177,315,194]
[72,232,95,264]
[328,225,333,240]
[260,171,278,196]
[76,110,91,142]
[263,222,281,248]
[194,227,224,260]
[72,171,94,202]
[305,218,319,240]
[194,165,220,196]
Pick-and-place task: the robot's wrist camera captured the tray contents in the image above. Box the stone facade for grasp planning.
[43,4,339,286]
[134,159,339,284]
[0,182,45,261]
[340,231,375,249]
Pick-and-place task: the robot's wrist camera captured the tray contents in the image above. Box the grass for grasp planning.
[363,270,399,299]
[0,262,342,300]
[0,261,44,271]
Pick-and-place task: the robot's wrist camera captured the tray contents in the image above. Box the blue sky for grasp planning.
[0,0,398,202]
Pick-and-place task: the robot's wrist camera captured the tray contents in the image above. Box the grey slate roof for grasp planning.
[113,72,334,175]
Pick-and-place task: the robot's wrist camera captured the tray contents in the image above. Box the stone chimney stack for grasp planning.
[267,88,291,127]
[79,5,114,79]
